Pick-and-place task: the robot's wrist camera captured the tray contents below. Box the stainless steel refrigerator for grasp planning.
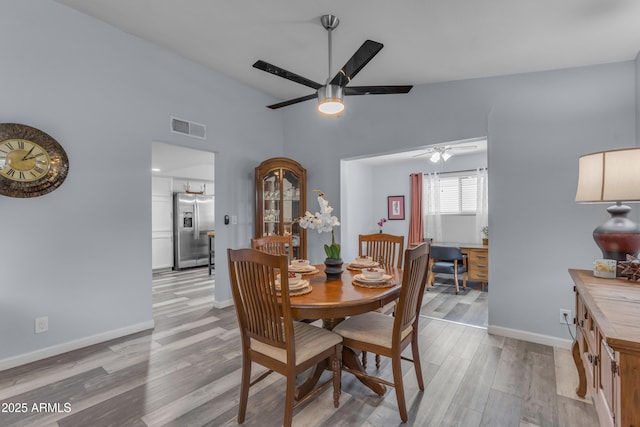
[173,192,215,269]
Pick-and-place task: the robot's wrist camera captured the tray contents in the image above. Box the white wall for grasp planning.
[0,0,283,368]
[283,61,637,347]
[341,151,488,261]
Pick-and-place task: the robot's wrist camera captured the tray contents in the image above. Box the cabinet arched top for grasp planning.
[256,157,306,177]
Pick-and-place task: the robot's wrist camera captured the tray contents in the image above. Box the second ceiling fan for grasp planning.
[253,14,412,115]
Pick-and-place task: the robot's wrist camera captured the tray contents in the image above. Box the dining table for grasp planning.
[284,263,403,400]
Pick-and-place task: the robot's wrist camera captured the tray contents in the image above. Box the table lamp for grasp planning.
[575,148,640,265]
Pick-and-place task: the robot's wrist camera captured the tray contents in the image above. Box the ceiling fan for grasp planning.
[413,145,477,163]
[252,14,412,115]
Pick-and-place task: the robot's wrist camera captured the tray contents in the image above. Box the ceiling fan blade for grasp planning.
[449,146,477,150]
[412,151,433,158]
[345,85,413,96]
[266,93,317,109]
[253,60,323,90]
[329,40,383,87]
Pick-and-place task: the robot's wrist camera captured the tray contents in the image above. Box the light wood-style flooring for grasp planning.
[0,268,599,426]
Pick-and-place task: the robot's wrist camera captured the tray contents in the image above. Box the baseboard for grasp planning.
[0,320,155,372]
[212,298,233,309]
[488,325,573,350]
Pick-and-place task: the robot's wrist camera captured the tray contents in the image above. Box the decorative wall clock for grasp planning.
[0,123,69,198]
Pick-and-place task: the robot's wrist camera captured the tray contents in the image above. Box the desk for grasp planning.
[430,242,489,290]
[288,264,403,398]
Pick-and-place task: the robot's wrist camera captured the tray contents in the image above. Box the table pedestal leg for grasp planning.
[295,317,386,399]
[295,360,327,401]
[342,347,386,396]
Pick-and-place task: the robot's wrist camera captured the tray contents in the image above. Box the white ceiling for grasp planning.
[354,138,487,166]
[55,0,640,105]
[57,1,638,166]
[152,141,214,181]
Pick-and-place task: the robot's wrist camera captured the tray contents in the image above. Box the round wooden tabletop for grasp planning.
[288,264,402,321]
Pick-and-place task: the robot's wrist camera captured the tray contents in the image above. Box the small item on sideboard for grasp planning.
[593,259,617,278]
[617,254,640,281]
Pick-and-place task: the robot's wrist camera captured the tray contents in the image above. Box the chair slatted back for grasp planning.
[430,245,463,261]
[359,233,405,269]
[394,243,430,337]
[251,235,293,257]
[228,248,291,351]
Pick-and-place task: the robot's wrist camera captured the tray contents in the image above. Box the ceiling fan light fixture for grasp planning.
[317,84,344,116]
[430,152,441,163]
[442,151,452,161]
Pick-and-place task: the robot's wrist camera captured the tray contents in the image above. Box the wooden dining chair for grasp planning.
[333,243,430,423]
[227,248,342,427]
[251,234,293,257]
[358,233,405,368]
[358,233,405,269]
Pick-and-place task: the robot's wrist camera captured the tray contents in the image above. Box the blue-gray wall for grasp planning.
[283,62,637,346]
[0,0,282,367]
[1,0,639,367]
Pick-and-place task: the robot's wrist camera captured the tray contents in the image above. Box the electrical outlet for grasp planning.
[35,316,48,334]
[559,309,572,325]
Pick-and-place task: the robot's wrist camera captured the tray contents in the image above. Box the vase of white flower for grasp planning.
[297,191,343,279]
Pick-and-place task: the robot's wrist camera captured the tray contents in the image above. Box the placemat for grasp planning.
[352,280,396,289]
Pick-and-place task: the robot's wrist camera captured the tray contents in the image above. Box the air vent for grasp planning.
[170,117,206,140]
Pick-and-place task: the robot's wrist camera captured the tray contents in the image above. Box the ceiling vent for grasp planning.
[170,117,206,140]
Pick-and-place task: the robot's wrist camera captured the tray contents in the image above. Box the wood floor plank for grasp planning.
[479,389,523,427]
[0,267,600,427]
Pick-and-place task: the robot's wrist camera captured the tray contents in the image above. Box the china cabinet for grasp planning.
[255,157,306,259]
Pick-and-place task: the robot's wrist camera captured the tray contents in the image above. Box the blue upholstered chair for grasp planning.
[428,245,467,294]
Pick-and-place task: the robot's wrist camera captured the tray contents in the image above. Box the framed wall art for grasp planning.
[387,195,405,220]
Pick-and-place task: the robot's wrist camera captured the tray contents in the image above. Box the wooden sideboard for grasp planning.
[569,269,640,427]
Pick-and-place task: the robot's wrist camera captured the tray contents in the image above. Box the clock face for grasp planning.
[0,123,69,198]
[0,139,51,182]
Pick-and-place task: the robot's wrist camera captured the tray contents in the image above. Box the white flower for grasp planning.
[298,193,340,235]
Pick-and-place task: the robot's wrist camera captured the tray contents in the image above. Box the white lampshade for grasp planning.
[430,152,441,163]
[575,148,640,203]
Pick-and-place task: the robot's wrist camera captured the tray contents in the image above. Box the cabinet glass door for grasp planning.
[262,171,280,237]
[255,158,306,259]
[282,170,301,259]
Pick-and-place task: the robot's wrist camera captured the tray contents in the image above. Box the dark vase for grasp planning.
[324,258,344,280]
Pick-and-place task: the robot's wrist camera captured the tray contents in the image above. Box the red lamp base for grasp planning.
[593,204,640,275]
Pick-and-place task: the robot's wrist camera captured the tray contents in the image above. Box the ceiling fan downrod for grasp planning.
[318,14,344,115]
[321,14,339,81]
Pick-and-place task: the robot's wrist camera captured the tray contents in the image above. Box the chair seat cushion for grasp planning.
[251,321,342,365]
[431,262,466,274]
[376,300,396,314]
[332,312,412,349]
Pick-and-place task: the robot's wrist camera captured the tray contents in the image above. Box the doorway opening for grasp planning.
[340,137,488,328]
[151,141,215,272]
